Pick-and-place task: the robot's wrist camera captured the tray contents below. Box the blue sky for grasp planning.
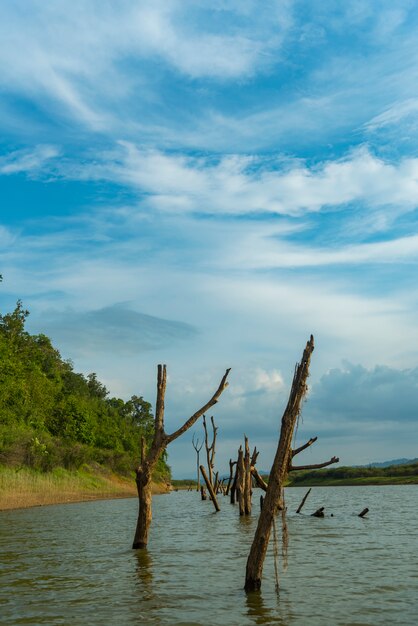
[1,1,418,476]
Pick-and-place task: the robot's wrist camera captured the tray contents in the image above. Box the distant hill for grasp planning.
[359,458,418,468]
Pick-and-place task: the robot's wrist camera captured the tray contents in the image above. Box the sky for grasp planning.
[1,0,418,477]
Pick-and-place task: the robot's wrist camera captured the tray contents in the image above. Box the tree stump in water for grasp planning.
[132,365,230,549]
[311,507,325,518]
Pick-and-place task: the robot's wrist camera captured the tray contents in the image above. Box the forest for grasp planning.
[0,291,170,483]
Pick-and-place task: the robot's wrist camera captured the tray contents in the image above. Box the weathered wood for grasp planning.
[200,464,220,512]
[200,485,207,500]
[133,366,230,548]
[251,466,268,492]
[236,446,245,515]
[203,415,218,487]
[358,507,369,518]
[296,488,312,514]
[311,506,325,517]
[225,459,235,496]
[243,437,252,515]
[292,436,318,457]
[245,336,315,592]
[290,456,339,471]
[230,457,239,504]
[260,495,264,510]
[192,433,203,492]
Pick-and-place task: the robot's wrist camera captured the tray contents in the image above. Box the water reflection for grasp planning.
[134,549,153,587]
[246,591,276,625]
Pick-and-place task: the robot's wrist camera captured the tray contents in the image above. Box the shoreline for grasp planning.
[0,466,170,512]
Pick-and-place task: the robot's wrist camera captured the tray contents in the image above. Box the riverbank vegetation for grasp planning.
[172,460,418,489]
[0,294,171,507]
[287,460,418,486]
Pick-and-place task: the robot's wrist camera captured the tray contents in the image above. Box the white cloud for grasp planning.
[35,143,418,225]
[0,145,59,175]
[0,1,291,131]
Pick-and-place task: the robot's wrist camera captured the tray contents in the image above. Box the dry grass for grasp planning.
[0,466,145,510]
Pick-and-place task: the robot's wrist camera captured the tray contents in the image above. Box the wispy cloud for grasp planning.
[0,145,59,175]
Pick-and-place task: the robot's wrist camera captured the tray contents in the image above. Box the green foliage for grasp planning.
[287,461,418,486]
[0,300,171,481]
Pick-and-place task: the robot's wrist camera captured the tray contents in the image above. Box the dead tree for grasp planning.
[200,464,220,512]
[244,336,340,590]
[203,415,218,487]
[296,488,311,514]
[192,433,204,492]
[235,446,246,515]
[230,456,239,504]
[133,365,230,549]
[244,336,314,591]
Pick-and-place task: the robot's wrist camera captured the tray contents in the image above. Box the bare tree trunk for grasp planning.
[133,365,230,549]
[244,336,314,591]
[225,459,235,496]
[200,465,220,512]
[296,488,311,514]
[236,446,245,515]
[230,457,239,504]
[133,467,153,548]
[192,433,203,492]
[243,437,252,515]
[203,415,218,487]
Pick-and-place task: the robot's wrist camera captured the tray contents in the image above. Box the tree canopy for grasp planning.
[0,298,170,480]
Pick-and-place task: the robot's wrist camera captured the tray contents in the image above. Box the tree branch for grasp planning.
[292,436,318,457]
[166,368,231,444]
[155,364,167,436]
[251,466,268,492]
[289,456,339,471]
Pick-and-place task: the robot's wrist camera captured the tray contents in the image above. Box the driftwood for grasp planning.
[132,365,230,548]
[200,486,207,500]
[200,464,220,512]
[192,433,204,492]
[244,336,315,591]
[358,507,369,518]
[296,488,312,514]
[311,507,325,517]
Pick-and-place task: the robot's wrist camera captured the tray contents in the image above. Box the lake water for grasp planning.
[0,485,417,625]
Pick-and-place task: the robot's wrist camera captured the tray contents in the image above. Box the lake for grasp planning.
[0,485,417,625]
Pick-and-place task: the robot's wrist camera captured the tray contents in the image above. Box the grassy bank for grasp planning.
[287,461,418,487]
[0,465,169,511]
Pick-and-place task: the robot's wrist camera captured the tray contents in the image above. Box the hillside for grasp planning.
[0,296,170,486]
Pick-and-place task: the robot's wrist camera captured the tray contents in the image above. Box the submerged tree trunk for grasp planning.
[200,464,220,512]
[133,468,153,548]
[192,433,203,492]
[203,415,218,487]
[132,365,230,549]
[244,336,315,591]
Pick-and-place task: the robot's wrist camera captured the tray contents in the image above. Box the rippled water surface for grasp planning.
[0,486,417,625]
